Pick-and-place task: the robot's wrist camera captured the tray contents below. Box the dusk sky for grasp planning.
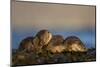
[11,1,96,49]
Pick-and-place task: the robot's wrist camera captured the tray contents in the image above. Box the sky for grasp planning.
[11,1,96,49]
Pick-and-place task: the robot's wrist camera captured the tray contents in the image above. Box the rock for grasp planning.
[18,37,35,53]
[64,36,87,52]
[12,52,29,65]
[47,35,65,53]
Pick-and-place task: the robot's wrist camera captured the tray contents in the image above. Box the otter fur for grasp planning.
[33,30,52,53]
[18,37,35,53]
[64,36,87,52]
[47,35,65,53]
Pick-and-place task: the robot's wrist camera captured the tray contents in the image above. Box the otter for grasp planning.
[35,30,52,45]
[18,37,35,53]
[18,30,52,54]
[64,36,87,52]
[47,35,65,53]
[33,30,52,53]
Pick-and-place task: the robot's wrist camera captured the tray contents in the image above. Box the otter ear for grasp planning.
[33,37,39,45]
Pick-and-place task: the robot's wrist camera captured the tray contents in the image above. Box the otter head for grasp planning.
[18,37,35,52]
[36,30,52,46]
[51,35,64,45]
[47,35,65,53]
[64,36,87,52]
[33,30,52,53]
